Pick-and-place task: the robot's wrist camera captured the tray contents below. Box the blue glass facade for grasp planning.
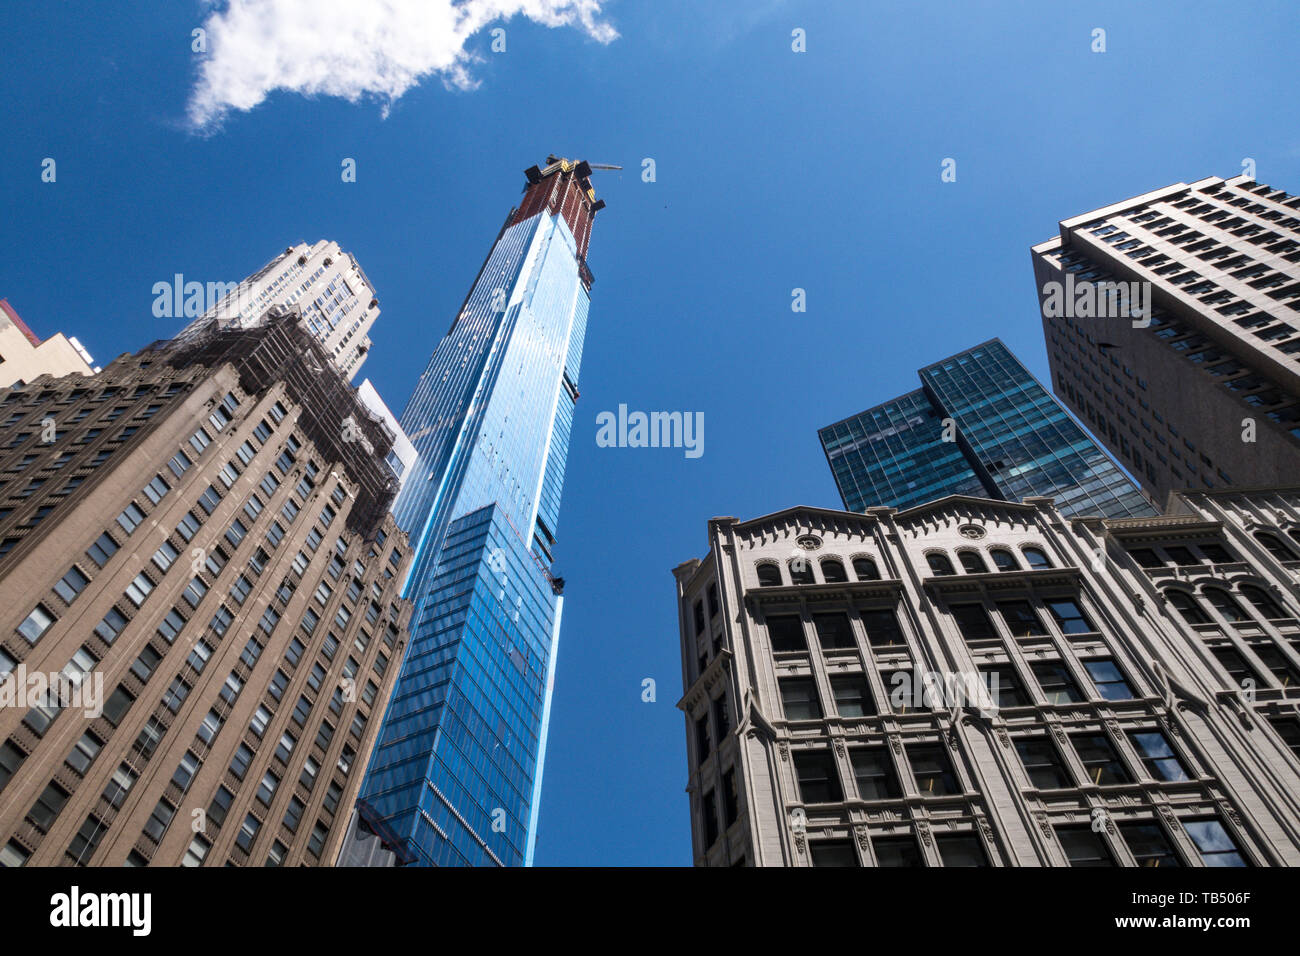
[819,339,1156,519]
[357,171,593,866]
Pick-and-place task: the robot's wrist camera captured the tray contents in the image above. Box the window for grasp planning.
[116,502,145,535]
[1166,590,1210,625]
[853,556,881,580]
[926,552,956,576]
[1254,531,1294,562]
[873,835,923,867]
[990,548,1018,571]
[18,604,55,643]
[982,665,1029,708]
[1254,644,1300,687]
[766,615,806,653]
[1056,826,1115,866]
[1120,822,1181,867]
[810,841,858,867]
[813,612,855,651]
[308,822,329,858]
[28,782,70,831]
[124,572,154,607]
[701,790,719,846]
[1022,547,1051,569]
[235,814,261,852]
[831,676,873,717]
[860,608,905,648]
[257,770,279,805]
[1239,585,1286,620]
[1211,647,1258,689]
[229,744,254,780]
[1072,733,1132,785]
[793,751,842,803]
[936,834,988,867]
[958,551,988,573]
[997,600,1046,636]
[1015,737,1071,789]
[181,835,211,868]
[195,790,230,835]
[1031,661,1084,704]
[1130,731,1189,782]
[86,532,119,568]
[1083,658,1134,700]
[1046,598,1095,634]
[909,744,959,795]
[779,678,821,720]
[788,559,814,585]
[818,558,847,583]
[66,732,102,775]
[1203,587,1248,622]
[754,562,783,587]
[1127,547,1163,569]
[283,797,305,833]
[951,603,996,642]
[143,799,175,843]
[67,814,107,863]
[172,751,201,790]
[1183,819,1249,867]
[851,748,900,800]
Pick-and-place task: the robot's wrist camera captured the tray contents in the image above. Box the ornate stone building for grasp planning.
[673,488,1300,866]
[0,314,412,867]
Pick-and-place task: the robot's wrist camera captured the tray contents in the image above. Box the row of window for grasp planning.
[750,544,1056,589]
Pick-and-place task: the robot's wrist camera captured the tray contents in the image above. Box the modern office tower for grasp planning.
[0,299,97,388]
[174,240,380,380]
[0,313,413,867]
[345,156,608,868]
[1032,175,1300,504]
[819,339,1156,520]
[672,488,1300,866]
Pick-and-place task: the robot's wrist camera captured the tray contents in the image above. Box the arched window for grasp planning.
[1023,547,1051,570]
[1239,584,1286,620]
[789,559,815,585]
[757,563,783,588]
[926,552,956,576]
[852,556,881,581]
[820,558,847,583]
[958,551,989,574]
[1255,532,1295,562]
[1203,587,1248,622]
[1165,590,1210,625]
[990,548,1018,572]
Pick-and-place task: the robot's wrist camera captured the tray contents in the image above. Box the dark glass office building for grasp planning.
[818,339,1156,519]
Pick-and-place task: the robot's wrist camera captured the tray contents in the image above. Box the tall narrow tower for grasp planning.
[346,156,609,867]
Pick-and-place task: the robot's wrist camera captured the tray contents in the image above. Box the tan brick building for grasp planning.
[0,314,412,867]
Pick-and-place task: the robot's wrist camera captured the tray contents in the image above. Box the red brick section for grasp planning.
[508,158,605,261]
[0,299,43,346]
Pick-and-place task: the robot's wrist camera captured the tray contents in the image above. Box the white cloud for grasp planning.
[187,0,617,129]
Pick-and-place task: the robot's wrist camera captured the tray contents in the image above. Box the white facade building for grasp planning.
[176,240,380,380]
[674,488,1300,866]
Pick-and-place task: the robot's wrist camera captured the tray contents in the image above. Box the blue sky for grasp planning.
[2,1,1298,865]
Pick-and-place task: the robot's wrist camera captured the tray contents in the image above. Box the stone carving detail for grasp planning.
[793,832,806,854]
[833,738,846,757]
[1051,725,1067,744]
[996,728,1011,749]
[915,820,933,846]
[778,741,789,762]
[796,535,822,551]
[889,734,903,755]
[854,826,870,851]
[958,525,986,540]
[1035,812,1052,838]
